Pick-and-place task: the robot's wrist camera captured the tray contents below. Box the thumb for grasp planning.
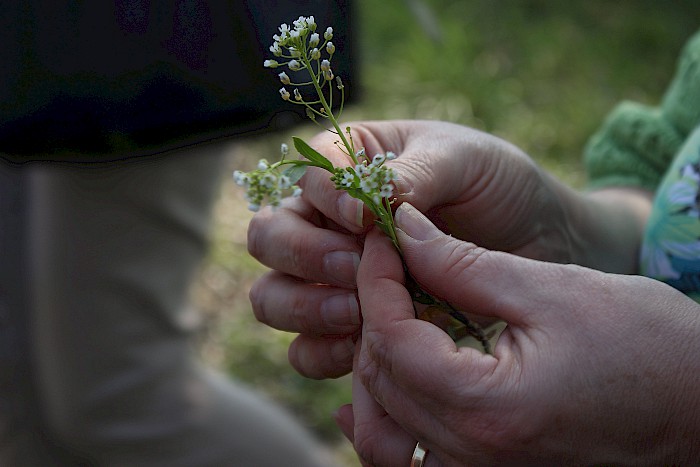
[395,203,551,326]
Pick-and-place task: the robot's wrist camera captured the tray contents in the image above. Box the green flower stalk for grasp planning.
[235,16,491,353]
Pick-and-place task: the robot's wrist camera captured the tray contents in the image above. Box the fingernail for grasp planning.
[323,251,360,287]
[395,203,440,241]
[338,192,364,229]
[321,294,360,329]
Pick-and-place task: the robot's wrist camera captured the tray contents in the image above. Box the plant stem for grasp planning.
[301,55,355,163]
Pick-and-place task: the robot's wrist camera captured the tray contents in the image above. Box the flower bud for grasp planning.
[279,87,291,101]
[278,72,290,84]
[288,59,301,71]
[324,27,333,40]
[264,59,279,68]
[310,48,321,60]
[309,33,320,47]
[372,153,386,166]
[294,88,302,101]
[278,175,292,189]
[326,41,335,55]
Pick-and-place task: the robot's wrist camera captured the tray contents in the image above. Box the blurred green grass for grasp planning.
[193,2,699,464]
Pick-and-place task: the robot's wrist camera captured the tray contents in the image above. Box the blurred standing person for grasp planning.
[0,1,354,465]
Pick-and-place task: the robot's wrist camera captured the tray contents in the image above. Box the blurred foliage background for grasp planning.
[192,1,700,464]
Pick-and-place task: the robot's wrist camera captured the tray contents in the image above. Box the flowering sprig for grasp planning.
[233,144,303,212]
[236,15,400,245]
[263,15,356,164]
[235,16,492,353]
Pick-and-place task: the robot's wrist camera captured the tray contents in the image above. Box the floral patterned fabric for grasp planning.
[641,126,700,300]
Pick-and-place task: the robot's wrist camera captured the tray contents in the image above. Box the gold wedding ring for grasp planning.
[410,442,428,467]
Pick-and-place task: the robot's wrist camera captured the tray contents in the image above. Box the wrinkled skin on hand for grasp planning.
[248,120,580,379]
[340,211,700,466]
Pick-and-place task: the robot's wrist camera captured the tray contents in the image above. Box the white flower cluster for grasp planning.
[262,16,339,106]
[233,145,302,212]
[332,150,398,205]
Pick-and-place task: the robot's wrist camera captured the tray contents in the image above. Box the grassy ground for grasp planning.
[192,1,699,464]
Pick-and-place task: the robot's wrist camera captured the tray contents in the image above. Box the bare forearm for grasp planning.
[556,182,653,274]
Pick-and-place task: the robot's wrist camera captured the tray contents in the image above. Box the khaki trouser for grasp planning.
[0,144,333,466]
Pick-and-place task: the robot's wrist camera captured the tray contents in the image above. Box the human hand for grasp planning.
[338,203,700,466]
[249,120,579,378]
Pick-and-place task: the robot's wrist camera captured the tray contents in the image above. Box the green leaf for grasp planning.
[292,137,334,172]
[282,164,307,185]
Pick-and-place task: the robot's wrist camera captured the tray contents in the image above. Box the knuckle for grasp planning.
[443,240,488,283]
[289,294,314,332]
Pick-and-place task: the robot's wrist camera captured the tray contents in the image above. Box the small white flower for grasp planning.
[386,151,397,160]
[232,170,249,186]
[293,16,307,30]
[278,72,290,84]
[269,43,281,56]
[292,186,303,197]
[355,163,368,176]
[278,175,292,189]
[279,23,290,34]
[371,153,386,166]
[310,47,321,60]
[289,47,301,58]
[261,173,277,188]
[324,27,333,40]
[360,175,379,194]
[280,143,289,155]
[279,87,291,100]
[294,88,302,101]
[264,59,279,68]
[342,171,355,187]
[307,16,315,30]
[309,33,320,47]
[380,184,394,198]
[270,189,283,205]
[326,41,335,55]
[383,168,397,183]
[289,29,300,39]
[257,159,270,170]
[320,59,331,72]
[288,59,301,71]
[355,148,366,159]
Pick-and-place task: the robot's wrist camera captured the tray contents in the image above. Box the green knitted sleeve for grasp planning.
[584,30,700,192]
